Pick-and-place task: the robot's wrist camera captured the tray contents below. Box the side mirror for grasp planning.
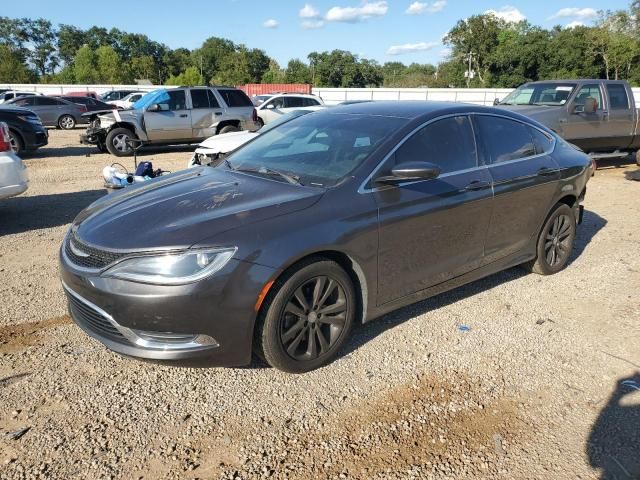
[493,98,500,106]
[147,103,159,112]
[375,161,441,186]
[265,103,276,109]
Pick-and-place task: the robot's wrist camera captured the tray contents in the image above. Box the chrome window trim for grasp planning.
[357,111,557,194]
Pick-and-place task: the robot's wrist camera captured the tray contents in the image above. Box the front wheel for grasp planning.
[105,128,134,157]
[8,130,23,154]
[525,203,576,275]
[58,114,76,130]
[257,260,356,373]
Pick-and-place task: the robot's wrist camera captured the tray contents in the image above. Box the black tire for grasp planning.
[636,150,640,167]
[525,203,576,275]
[105,128,135,157]
[8,129,24,155]
[257,259,356,373]
[96,142,107,153]
[219,125,240,135]
[256,117,264,129]
[58,114,76,130]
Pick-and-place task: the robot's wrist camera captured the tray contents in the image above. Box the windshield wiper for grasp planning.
[234,166,303,186]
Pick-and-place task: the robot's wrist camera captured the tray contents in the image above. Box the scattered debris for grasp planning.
[458,324,471,332]
[493,433,506,456]
[5,427,30,440]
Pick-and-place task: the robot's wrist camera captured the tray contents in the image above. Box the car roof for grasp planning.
[318,100,548,125]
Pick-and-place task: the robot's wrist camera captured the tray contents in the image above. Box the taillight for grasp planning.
[79,105,88,113]
[0,122,11,152]
[252,108,257,122]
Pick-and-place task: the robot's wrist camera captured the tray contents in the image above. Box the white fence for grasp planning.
[3,84,640,107]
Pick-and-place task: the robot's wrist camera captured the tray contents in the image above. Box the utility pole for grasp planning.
[464,51,475,87]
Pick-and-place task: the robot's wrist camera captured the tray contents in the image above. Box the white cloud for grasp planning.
[263,19,279,28]
[302,20,326,29]
[550,7,598,20]
[405,1,446,15]
[387,41,439,55]
[485,5,526,23]
[299,3,320,19]
[325,1,388,23]
[564,20,585,28]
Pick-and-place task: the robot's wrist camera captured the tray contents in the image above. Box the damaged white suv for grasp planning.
[81,87,258,157]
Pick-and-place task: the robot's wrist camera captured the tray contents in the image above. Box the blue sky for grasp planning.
[11,1,631,66]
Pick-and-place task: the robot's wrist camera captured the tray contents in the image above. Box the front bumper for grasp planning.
[59,241,276,364]
[80,127,107,146]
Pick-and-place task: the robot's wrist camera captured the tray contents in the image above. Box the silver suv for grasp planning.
[81,86,258,156]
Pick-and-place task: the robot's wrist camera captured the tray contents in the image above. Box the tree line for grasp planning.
[1,2,640,88]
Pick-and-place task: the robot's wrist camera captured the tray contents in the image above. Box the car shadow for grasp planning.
[23,145,94,159]
[0,189,106,236]
[567,209,607,267]
[595,154,637,170]
[587,373,640,479]
[624,168,640,181]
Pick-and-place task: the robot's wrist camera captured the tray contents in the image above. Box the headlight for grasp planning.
[103,248,236,285]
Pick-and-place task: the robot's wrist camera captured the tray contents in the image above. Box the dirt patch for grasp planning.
[0,315,72,353]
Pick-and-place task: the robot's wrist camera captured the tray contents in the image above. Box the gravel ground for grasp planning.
[0,129,639,480]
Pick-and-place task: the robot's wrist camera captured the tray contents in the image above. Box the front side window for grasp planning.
[153,90,186,111]
[475,116,536,164]
[265,97,285,109]
[393,116,477,175]
[500,83,576,106]
[227,113,406,187]
[574,84,602,110]
[607,84,630,110]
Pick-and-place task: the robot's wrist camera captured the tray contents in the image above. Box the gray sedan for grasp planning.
[6,95,88,129]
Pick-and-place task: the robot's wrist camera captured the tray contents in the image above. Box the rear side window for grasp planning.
[529,127,554,155]
[190,89,210,109]
[206,90,220,108]
[574,84,602,110]
[285,97,306,108]
[475,116,536,164]
[394,115,477,174]
[12,97,36,106]
[218,89,253,107]
[607,84,630,110]
[38,97,62,106]
[304,98,321,106]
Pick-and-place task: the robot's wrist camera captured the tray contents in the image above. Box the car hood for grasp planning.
[98,109,139,123]
[196,131,259,154]
[73,167,323,251]
[495,104,562,117]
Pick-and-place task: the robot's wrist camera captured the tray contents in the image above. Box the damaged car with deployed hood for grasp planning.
[80,86,258,156]
[61,101,592,373]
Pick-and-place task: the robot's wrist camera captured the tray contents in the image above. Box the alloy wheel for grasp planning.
[280,276,348,361]
[59,115,75,129]
[8,133,19,153]
[544,214,572,267]
[113,134,131,153]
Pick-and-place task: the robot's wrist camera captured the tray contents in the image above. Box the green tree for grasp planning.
[26,18,58,76]
[165,66,204,86]
[57,24,86,65]
[261,60,286,83]
[285,59,311,83]
[0,44,33,82]
[73,44,97,83]
[96,45,123,83]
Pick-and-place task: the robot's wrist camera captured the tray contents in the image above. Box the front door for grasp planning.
[473,114,561,263]
[374,115,494,305]
[564,83,608,151]
[144,90,192,141]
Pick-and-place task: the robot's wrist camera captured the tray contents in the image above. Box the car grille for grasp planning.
[64,233,126,270]
[66,290,127,343]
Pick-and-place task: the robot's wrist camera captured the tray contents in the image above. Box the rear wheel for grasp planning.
[8,130,23,154]
[525,203,576,275]
[58,115,76,130]
[636,149,640,167]
[219,125,240,135]
[105,128,134,157]
[257,260,356,373]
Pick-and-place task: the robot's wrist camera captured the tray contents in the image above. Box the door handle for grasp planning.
[464,180,491,191]
[537,167,558,176]
[179,114,188,118]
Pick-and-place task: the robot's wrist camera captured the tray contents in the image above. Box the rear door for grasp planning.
[34,97,64,125]
[604,83,635,150]
[189,88,220,138]
[144,90,192,141]
[374,115,494,304]
[475,114,560,263]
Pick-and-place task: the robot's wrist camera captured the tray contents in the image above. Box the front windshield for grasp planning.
[500,83,577,106]
[131,90,162,110]
[258,110,311,134]
[226,112,406,187]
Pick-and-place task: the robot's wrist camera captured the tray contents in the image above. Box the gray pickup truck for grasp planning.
[496,79,640,165]
[81,86,258,157]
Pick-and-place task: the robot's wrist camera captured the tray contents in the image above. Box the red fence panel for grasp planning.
[237,84,312,96]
